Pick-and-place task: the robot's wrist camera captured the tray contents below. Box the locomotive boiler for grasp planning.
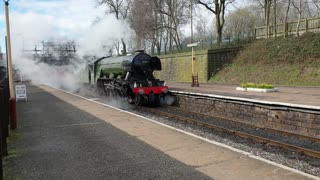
[87,51,174,106]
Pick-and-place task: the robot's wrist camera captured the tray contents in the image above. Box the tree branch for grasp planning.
[196,0,217,14]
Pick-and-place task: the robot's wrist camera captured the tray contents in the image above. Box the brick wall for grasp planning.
[155,50,208,83]
[155,47,241,83]
[175,95,320,138]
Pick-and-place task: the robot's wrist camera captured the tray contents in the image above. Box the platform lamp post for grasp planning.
[187,42,199,87]
[4,0,17,129]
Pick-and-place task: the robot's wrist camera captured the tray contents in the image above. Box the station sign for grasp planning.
[187,42,199,47]
[15,84,27,101]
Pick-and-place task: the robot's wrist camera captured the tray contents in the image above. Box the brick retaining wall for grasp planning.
[175,95,320,138]
[155,47,240,83]
[155,50,208,83]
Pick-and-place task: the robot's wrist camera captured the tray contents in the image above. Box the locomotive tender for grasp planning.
[86,51,174,106]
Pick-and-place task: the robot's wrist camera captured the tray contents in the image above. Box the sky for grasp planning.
[0,0,250,88]
[0,0,134,90]
[0,0,131,57]
[0,0,251,59]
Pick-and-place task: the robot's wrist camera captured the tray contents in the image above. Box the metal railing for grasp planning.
[255,17,320,39]
[0,78,10,179]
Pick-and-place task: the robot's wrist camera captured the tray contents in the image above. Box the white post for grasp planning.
[187,42,199,77]
[192,47,194,76]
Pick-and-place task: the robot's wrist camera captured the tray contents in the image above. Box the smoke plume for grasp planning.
[6,0,131,91]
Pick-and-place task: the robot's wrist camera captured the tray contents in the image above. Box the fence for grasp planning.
[207,47,241,79]
[255,17,320,39]
[152,35,249,56]
[0,78,10,179]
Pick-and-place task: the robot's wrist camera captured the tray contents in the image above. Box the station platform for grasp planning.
[167,82,320,107]
[5,84,317,179]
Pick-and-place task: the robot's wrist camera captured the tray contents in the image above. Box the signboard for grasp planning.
[187,42,199,47]
[15,84,27,101]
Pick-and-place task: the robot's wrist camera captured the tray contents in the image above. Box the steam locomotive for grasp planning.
[84,51,174,106]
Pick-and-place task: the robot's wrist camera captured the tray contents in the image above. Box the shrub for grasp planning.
[240,83,274,89]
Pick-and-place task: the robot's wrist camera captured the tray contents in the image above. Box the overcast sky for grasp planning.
[0,0,107,52]
[0,0,134,58]
[0,0,250,55]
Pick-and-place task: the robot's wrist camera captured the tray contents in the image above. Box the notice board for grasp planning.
[15,84,27,101]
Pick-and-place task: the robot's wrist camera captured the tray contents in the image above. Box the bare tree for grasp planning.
[158,0,189,53]
[98,0,131,55]
[264,0,272,38]
[195,0,234,43]
[129,0,167,54]
[283,0,292,38]
[313,0,320,12]
[129,0,151,50]
[303,0,320,17]
[251,0,272,38]
[195,13,209,42]
[292,0,303,37]
[224,6,258,40]
[273,0,277,37]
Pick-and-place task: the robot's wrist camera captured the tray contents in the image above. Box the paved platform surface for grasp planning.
[167,82,320,107]
[5,84,317,179]
[6,85,210,180]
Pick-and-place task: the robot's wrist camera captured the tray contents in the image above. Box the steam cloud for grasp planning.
[7,0,132,91]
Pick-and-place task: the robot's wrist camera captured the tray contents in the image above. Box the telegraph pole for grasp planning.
[4,0,13,97]
[4,0,17,129]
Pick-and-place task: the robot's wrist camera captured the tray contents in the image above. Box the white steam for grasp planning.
[78,16,132,57]
[13,57,81,92]
[6,0,132,91]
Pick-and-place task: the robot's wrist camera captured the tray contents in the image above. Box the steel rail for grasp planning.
[142,107,320,158]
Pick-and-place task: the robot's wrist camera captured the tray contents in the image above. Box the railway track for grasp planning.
[140,106,320,159]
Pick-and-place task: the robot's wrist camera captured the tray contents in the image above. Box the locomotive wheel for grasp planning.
[103,87,111,96]
[148,92,155,106]
[134,95,142,105]
[125,87,134,104]
[127,95,134,104]
[103,87,108,96]
[95,85,104,96]
[154,95,161,106]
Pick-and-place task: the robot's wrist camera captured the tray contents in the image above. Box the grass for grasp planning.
[6,129,21,144]
[3,129,23,180]
[209,32,320,86]
[240,83,274,89]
